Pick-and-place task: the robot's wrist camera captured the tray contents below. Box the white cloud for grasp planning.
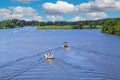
[0,6,42,21]
[1,0,120,21]
[42,1,76,14]
[46,15,63,22]
[42,0,120,20]
[71,16,86,22]
[76,0,120,13]
[31,15,42,21]
[86,12,107,20]
[42,0,120,14]
[11,0,38,3]
[43,0,120,14]
[21,15,42,21]
[0,9,11,19]
[10,6,37,16]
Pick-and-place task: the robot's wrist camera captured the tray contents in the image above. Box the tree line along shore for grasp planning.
[0,18,120,36]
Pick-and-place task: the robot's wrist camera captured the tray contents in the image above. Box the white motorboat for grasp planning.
[44,52,54,59]
[62,42,69,48]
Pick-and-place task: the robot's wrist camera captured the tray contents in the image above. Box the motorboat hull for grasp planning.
[45,53,54,59]
[62,42,69,48]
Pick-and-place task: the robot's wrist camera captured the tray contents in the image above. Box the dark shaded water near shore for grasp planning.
[0,27,120,80]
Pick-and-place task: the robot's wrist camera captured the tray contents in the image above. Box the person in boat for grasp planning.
[63,42,69,48]
[45,52,54,59]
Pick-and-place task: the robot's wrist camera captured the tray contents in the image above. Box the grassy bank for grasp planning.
[37,25,72,29]
[82,25,103,29]
[37,25,103,29]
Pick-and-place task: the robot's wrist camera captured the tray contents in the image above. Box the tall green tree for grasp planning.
[102,18,120,35]
[90,22,97,29]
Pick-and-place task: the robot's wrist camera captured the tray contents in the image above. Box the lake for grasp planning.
[0,27,120,80]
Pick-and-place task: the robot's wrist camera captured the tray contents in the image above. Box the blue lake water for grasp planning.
[0,27,120,80]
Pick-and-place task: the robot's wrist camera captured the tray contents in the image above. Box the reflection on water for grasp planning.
[0,27,120,80]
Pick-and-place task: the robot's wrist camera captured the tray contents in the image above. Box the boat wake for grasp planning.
[0,46,119,80]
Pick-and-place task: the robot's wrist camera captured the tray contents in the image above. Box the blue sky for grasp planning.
[0,0,120,21]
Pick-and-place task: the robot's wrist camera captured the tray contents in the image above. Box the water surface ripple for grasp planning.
[0,27,120,80]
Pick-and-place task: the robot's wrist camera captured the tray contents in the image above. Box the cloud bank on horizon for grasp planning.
[0,0,120,21]
[11,0,39,3]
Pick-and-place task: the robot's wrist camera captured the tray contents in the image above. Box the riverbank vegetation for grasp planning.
[0,18,120,35]
[0,19,104,29]
[102,18,120,36]
[0,19,39,29]
[37,25,72,29]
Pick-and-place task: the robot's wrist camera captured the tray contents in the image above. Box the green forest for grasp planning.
[0,18,120,35]
[102,18,120,36]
